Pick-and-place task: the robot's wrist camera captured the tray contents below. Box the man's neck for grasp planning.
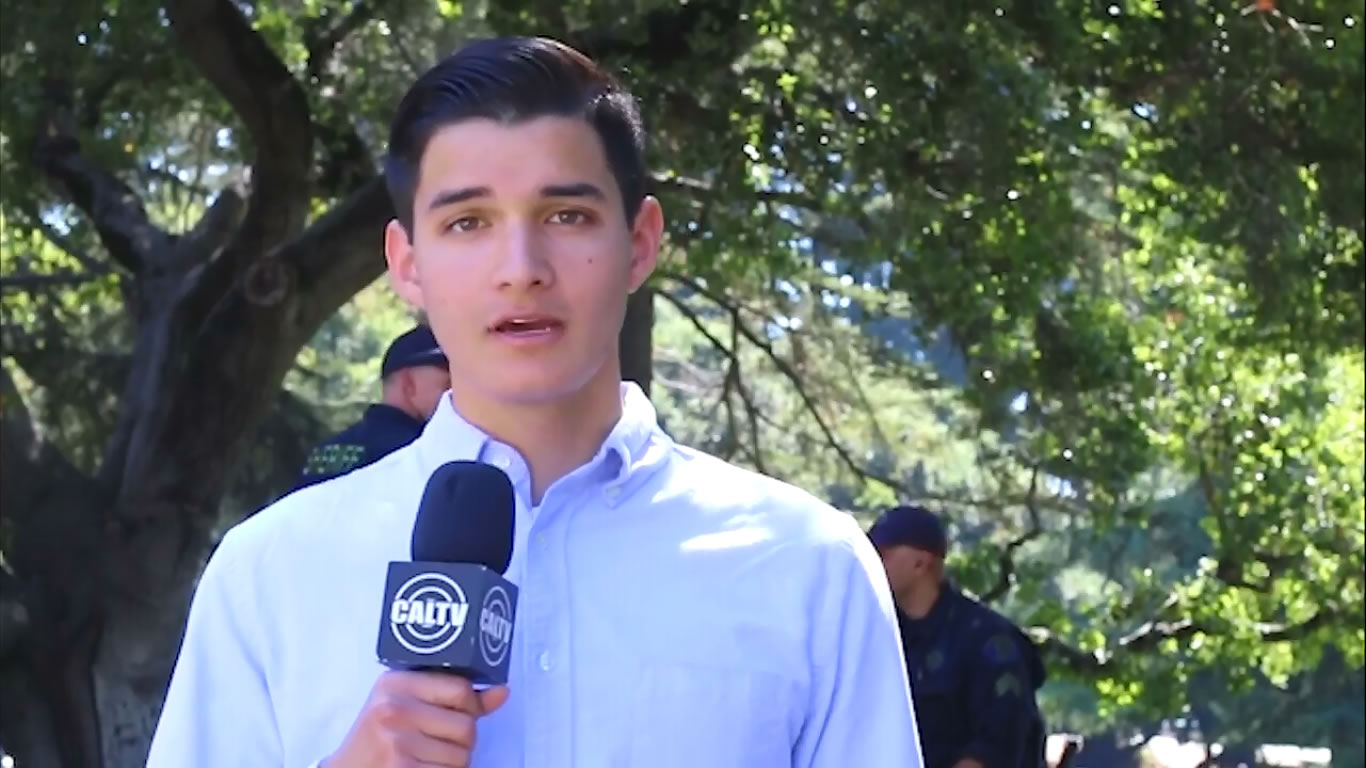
[380,383,420,421]
[896,579,942,620]
[379,398,419,421]
[449,374,624,504]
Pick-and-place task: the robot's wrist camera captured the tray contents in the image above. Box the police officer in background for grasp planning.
[869,505,1048,768]
[290,324,450,492]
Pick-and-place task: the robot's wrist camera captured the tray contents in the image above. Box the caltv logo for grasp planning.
[388,572,469,655]
[478,585,513,667]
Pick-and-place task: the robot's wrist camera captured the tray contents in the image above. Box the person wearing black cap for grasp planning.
[290,325,450,492]
[869,505,1048,768]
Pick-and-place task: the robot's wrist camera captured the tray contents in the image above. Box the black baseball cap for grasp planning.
[867,505,948,557]
[380,325,448,379]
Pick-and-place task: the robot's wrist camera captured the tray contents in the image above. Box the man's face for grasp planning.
[406,364,452,419]
[385,116,663,407]
[878,544,937,596]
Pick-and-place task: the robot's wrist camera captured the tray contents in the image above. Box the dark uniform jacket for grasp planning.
[899,584,1047,768]
[290,404,425,493]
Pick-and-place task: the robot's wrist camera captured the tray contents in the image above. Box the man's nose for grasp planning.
[493,223,555,290]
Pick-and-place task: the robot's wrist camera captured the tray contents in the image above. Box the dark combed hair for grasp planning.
[384,37,647,234]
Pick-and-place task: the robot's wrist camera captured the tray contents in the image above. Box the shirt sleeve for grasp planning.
[145,526,289,768]
[793,525,924,768]
[959,629,1036,768]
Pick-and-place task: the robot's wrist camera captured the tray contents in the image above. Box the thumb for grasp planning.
[478,685,510,715]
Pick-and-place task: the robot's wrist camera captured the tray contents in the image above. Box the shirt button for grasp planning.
[604,486,621,503]
[538,651,552,671]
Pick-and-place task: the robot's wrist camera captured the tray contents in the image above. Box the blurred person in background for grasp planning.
[870,504,1049,768]
[290,324,449,492]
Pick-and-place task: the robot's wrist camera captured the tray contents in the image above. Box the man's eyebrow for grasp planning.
[426,186,492,211]
[541,182,606,200]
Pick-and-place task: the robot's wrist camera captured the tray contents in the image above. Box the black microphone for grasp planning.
[376,460,519,684]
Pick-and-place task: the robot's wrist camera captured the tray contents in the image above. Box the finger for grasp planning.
[392,671,480,714]
[399,730,472,766]
[404,698,479,748]
[478,685,509,715]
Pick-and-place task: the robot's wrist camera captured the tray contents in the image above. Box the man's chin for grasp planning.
[484,376,596,407]
[459,354,616,409]
[497,389,579,406]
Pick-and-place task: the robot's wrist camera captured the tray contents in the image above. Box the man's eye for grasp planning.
[550,210,592,225]
[446,216,483,232]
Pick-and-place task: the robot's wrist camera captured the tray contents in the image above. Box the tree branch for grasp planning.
[649,171,871,242]
[313,115,378,200]
[656,288,769,473]
[565,0,750,71]
[720,367,741,461]
[665,271,913,496]
[25,210,108,275]
[730,313,767,475]
[981,466,1044,602]
[0,339,130,426]
[1032,604,1341,675]
[387,23,427,77]
[79,66,132,132]
[1199,446,1304,595]
[284,176,394,332]
[136,164,214,199]
[158,0,322,344]
[0,271,110,291]
[649,171,816,211]
[165,0,314,257]
[662,272,1087,522]
[95,175,390,516]
[306,3,391,199]
[305,0,386,81]
[32,80,171,273]
[170,188,247,270]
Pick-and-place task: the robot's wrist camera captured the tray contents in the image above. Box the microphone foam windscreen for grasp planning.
[411,460,515,573]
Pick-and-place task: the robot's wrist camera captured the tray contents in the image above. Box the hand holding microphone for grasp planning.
[325,461,519,768]
[325,670,508,767]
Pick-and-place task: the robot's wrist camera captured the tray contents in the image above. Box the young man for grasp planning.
[869,505,1047,768]
[290,324,451,492]
[147,37,922,768]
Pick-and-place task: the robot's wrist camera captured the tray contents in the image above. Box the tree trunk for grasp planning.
[1,360,104,767]
[0,173,392,768]
[90,554,208,766]
[620,286,655,397]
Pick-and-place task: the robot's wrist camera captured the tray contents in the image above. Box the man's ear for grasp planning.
[909,551,928,573]
[385,219,424,309]
[627,196,664,293]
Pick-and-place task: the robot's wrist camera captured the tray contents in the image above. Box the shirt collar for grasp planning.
[411,381,661,494]
[594,381,658,485]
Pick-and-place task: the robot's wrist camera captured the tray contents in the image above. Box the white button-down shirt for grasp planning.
[147,383,923,768]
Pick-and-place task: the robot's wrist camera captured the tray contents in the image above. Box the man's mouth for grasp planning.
[491,317,563,335]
